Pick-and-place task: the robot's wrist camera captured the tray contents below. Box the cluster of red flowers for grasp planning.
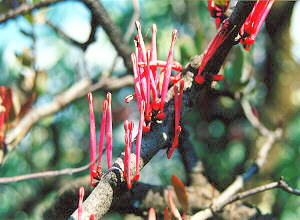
[0,87,12,149]
[87,21,187,188]
[87,92,112,186]
[195,0,274,85]
[128,21,183,123]
[77,187,95,220]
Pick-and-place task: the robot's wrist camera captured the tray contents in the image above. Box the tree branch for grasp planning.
[0,163,90,184]
[81,0,132,71]
[46,12,97,51]
[190,85,283,220]
[0,0,66,23]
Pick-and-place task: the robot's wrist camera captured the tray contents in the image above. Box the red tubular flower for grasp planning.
[89,214,95,220]
[131,53,142,109]
[78,186,85,220]
[195,19,231,84]
[167,80,184,159]
[123,120,134,189]
[148,208,156,220]
[123,120,130,188]
[135,21,147,62]
[151,24,158,83]
[157,30,178,120]
[106,92,113,169]
[97,100,108,177]
[134,101,145,182]
[208,0,230,28]
[145,50,152,122]
[129,22,182,133]
[0,87,12,148]
[240,0,274,51]
[87,93,97,186]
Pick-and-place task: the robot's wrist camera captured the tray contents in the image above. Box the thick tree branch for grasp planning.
[69,2,256,219]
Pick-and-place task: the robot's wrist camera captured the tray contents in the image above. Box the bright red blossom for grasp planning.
[77,187,85,220]
[240,0,274,51]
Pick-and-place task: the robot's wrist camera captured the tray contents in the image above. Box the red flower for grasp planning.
[0,87,12,148]
[240,0,274,51]
[207,0,230,28]
[87,93,97,186]
[128,21,182,130]
[87,92,113,186]
[124,120,134,188]
[195,19,230,84]
[77,186,85,220]
[167,80,184,159]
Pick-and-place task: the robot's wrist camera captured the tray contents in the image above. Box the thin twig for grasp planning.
[227,178,300,205]
[0,163,90,184]
[191,100,282,220]
[45,13,97,51]
[0,0,65,23]
[81,0,132,71]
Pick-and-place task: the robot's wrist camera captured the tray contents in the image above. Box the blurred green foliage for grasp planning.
[0,0,300,219]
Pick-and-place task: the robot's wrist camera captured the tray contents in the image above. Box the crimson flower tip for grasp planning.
[156,112,166,120]
[172,29,177,41]
[152,24,157,32]
[195,75,205,84]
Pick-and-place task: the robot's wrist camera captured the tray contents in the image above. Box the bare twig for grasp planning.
[191,72,283,220]
[45,13,97,51]
[191,179,300,220]
[0,0,65,23]
[0,0,132,71]
[81,0,132,71]
[227,178,300,205]
[241,98,270,136]
[0,163,90,184]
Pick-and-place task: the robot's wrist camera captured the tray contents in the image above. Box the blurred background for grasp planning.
[0,0,299,219]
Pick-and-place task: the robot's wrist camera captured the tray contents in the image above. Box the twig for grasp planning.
[45,13,97,51]
[0,163,90,184]
[0,0,66,23]
[190,100,282,220]
[191,179,300,220]
[0,0,132,71]
[1,75,133,164]
[81,0,132,71]
[241,98,269,136]
[191,69,283,220]
[178,128,204,186]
